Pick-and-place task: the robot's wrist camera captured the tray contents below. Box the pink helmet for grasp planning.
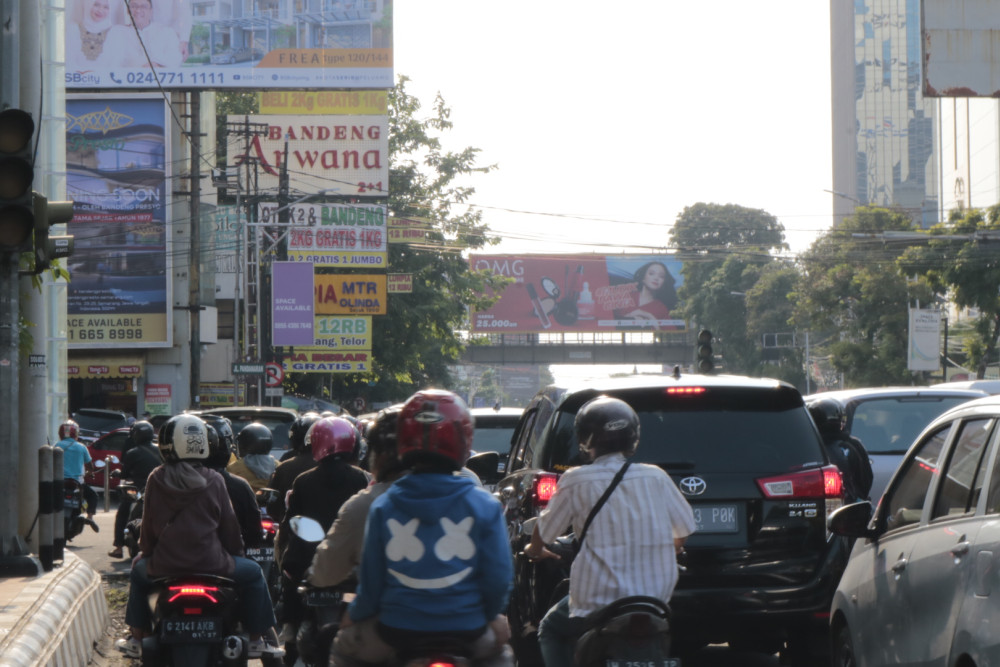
[59,420,79,440]
[307,416,359,462]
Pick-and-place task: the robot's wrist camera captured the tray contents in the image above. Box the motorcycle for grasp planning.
[251,488,280,600]
[276,515,327,667]
[118,480,144,559]
[63,478,98,542]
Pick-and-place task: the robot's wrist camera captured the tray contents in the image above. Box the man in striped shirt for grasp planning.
[525,396,696,667]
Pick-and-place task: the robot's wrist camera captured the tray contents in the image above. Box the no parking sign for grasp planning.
[265,362,284,387]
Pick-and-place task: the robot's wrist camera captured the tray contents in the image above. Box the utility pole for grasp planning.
[189,92,202,409]
[269,133,290,407]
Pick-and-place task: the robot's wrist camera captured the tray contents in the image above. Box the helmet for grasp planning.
[59,420,79,440]
[809,399,846,436]
[397,390,473,469]
[237,423,273,458]
[575,396,640,457]
[307,416,360,462]
[129,420,155,446]
[366,406,403,475]
[200,415,236,454]
[204,422,231,469]
[158,414,211,463]
[289,412,322,453]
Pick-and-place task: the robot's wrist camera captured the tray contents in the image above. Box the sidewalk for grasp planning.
[0,551,108,666]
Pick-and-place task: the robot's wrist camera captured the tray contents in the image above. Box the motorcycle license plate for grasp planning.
[161,616,222,642]
[605,660,680,667]
[246,546,274,562]
[305,588,343,606]
[65,499,80,509]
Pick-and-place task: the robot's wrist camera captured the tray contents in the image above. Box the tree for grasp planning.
[793,207,934,387]
[898,205,1000,378]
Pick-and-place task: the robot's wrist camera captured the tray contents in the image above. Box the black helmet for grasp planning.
[204,422,230,469]
[289,412,322,453]
[129,420,155,446]
[200,415,236,454]
[365,406,403,474]
[237,422,273,458]
[809,399,846,436]
[158,414,211,463]
[575,395,640,457]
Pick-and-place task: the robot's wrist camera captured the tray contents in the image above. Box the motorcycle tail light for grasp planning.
[261,519,276,534]
[168,585,219,603]
[532,473,559,508]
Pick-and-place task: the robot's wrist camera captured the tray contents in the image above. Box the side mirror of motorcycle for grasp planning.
[94,459,106,469]
[289,515,326,543]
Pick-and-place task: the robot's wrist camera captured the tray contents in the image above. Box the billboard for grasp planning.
[259,90,388,115]
[923,0,1000,96]
[470,254,686,333]
[283,350,370,374]
[65,0,393,90]
[229,115,388,197]
[272,262,315,347]
[259,202,387,267]
[315,274,387,315]
[66,94,171,347]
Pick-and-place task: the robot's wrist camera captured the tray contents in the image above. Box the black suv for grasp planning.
[498,373,849,666]
[71,408,130,445]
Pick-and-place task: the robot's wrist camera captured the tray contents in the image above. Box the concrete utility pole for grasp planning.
[189,92,202,409]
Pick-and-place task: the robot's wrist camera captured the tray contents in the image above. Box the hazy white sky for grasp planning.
[394,1,835,258]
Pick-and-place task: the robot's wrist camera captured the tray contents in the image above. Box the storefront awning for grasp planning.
[67,355,144,379]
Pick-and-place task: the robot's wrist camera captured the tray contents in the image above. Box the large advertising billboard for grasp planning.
[229,115,388,197]
[66,95,171,348]
[65,0,393,90]
[470,254,686,333]
[258,202,387,268]
[923,0,1000,97]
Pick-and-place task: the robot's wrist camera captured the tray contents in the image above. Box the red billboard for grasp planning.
[469,254,686,333]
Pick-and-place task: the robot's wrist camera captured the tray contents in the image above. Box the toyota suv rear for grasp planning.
[499,373,847,666]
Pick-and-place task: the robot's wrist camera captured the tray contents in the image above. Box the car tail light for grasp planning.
[757,465,844,530]
[532,473,559,509]
[665,386,707,396]
[168,585,220,603]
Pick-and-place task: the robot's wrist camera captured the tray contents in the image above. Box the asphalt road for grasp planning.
[70,495,781,667]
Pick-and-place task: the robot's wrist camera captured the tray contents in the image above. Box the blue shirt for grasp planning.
[56,437,92,482]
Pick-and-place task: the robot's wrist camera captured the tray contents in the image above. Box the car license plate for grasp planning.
[161,617,221,642]
[605,659,680,667]
[692,504,739,534]
[246,546,273,562]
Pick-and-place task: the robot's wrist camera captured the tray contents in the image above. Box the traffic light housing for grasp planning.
[0,109,35,253]
[32,194,75,273]
[697,329,715,373]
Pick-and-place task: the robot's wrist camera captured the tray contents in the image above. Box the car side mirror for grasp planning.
[466,451,501,485]
[828,500,877,539]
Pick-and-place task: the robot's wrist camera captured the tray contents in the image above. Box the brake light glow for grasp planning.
[168,585,219,603]
[756,465,843,499]
[665,387,707,396]
[261,519,276,534]
[429,662,457,667]
[533,473,559,506]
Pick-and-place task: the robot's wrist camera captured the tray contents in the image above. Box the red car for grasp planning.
[84,427,130,491]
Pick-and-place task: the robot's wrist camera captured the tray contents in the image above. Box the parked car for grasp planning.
[499,373,850,666]
[805,387,988,501]
[210,46,264,64]
[829,394,1000,666]
[84,427,130,490]
[469,406,523,487]
[71,408,130,445]
[197,406,298,460]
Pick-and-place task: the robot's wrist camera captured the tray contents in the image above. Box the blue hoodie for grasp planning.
[349,472,513,632]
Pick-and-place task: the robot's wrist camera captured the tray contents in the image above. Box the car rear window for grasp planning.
[73,412,128,433]
[542,386,823,474]
[473,418,519,454]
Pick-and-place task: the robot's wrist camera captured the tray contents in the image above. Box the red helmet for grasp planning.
[307,416,359,462]
[59,420,79,440]
[397,389,473,469]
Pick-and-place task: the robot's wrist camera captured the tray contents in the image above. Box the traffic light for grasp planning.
[697,329,715,373]
[32,194,75,273]
[0,109,35,253]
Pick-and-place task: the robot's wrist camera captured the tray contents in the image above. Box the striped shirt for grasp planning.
[537,452,697,617]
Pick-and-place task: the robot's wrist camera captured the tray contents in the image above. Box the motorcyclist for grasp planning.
[307,406,408,588]
[203,418,264,550]
[54,419,100,529]
[115,413,283,660]
[108,420,161,559]
[267,412,321,523]
[809,399,874,502]
[229,422,279,493]
[525,396,697,667]
[332,389,512,666]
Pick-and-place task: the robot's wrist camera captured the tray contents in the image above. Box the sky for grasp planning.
[393,1,835,259]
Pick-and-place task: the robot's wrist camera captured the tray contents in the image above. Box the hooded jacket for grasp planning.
[348,472,513,633]
[140,462,243,577]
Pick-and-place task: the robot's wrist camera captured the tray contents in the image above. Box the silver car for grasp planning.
[829,394,1000,665]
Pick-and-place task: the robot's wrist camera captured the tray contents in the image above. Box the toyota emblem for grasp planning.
[679,476,707,496]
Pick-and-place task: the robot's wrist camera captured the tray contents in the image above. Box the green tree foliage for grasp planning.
[793,207,934,386]
[669,203,791,378]
[898,206,1000,378]
[299,77,508,404]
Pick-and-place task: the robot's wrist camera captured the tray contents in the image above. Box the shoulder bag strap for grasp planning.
[575,461,632,551]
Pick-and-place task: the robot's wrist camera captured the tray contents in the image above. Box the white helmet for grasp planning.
[158,414,211,463]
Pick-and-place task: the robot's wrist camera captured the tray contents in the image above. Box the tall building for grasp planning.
[831,0,939,227]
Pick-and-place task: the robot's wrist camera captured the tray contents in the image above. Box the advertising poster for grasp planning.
[315,274,387,315]
[313,316,372,351]
[469,254,686,333]
[272,262,315,347]
[259,90,388,115]
[908,308,942,371]
[66,95,171,347]
[388,217,430,244]
[65,0,393,90]
[258,202,387,268]
[228,115,388,197]
[283,350,370,374]
[143,383,172,415]
[212,205,241,273]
